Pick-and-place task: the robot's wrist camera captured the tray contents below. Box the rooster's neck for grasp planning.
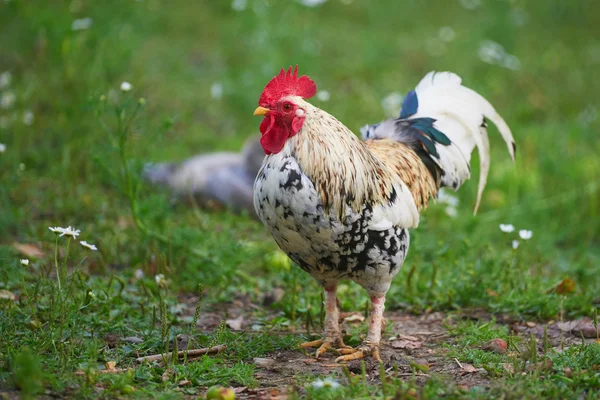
[282,107,398,219]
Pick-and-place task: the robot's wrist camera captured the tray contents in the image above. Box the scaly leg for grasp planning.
[300,283,352,358]
[335,295,385,363]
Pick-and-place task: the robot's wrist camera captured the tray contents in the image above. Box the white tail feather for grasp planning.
[413,71,516,214]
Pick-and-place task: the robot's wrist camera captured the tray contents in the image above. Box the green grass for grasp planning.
[1,0,599,398]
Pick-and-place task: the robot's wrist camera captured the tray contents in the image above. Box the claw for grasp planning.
[300,336,349,358]
[300,339,324,349]
[334,343,382,363]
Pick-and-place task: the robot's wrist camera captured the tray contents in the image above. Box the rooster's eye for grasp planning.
[283,104,292,111]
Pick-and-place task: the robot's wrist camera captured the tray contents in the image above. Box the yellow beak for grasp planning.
[253,106,270,116]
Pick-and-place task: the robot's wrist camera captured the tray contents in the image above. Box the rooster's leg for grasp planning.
[335,295,385,363]
[300,283,351,358]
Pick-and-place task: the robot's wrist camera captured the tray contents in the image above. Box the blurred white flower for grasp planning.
[445,206,458,218]
[458,0,481,10]
[437,189,460,207]
[299,0,328,7]
[120,81,132,92]
[499,224,515,233]
[23,110,34,125]
[519,230,533,240]
[1,92,16,109]
[0,71,11,89]
[510,8,529,26]
[478,41,521,71]
[20,259,29,266]
[312,377,340,389]
[80,241,98,251]
[512,240,520,249]
[381,91,403,117]
[71,17,93,31]
[438,26,456,42]
[231,0,247,11]
[49,226,65,235]
[60,226,81,238]
[87,290,96,299]
[134,269,145,279]
[210,82,223,99]
[316,90,330,102]
[155,274,167,287]
[0,143,5,153]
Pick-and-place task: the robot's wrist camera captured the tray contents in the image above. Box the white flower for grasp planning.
[20,259,29,266]
[23,110,34,125]
[499,224,515,233]
[519,230,533,240]
[80,241,98,251]
[445,206,458,218]
[312,377,340,389]
[71,17,93,31]
[0,92,15,109]
[0,71,11,90]
[0,143,5,153]
[120,81,132,92]
[210,82,223,99]
[316,90,330,102]
[60,226,81,238]
[512,240,520,249]
[299,0,328,7]
[231,0,247,11]
[438,189,460,207]
[49,226,65,235]
[134,269,145,279]
[438,26,456,42]
[155,274,166,286]
[87,290,96,299]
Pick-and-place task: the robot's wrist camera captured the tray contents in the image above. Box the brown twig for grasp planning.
[135,344,226,363]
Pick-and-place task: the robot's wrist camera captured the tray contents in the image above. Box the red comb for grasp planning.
[259,65,317,107]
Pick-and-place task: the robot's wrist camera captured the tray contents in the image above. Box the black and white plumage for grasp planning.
[252,68,515,362]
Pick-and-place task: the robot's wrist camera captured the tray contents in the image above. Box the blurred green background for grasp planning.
[1,0,600,397]
[1,0,599,309]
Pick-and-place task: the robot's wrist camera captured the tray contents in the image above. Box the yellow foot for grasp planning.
[335,343,382,363]
[300,336,352,359]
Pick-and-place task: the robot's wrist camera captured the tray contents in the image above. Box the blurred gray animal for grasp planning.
[143,136,264,216]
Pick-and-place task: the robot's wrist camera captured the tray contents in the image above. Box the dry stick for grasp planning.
[454,358,464,369]
[136,345,226,363]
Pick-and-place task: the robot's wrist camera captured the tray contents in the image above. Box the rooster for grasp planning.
[253,66,515,362]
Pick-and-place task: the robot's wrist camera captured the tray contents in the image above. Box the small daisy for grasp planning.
[155,274,167,287]
[312,377,340,389]
[60,226,81,238]
[49,226,65,235]
[0,143,5,153]
[519,230,533,240]
[20,259,29,266]
[210,82,223,99]
[499,224,515,233]
[512,240,520,250]
[316,90,330,102]
[80,241,98,251]
[120,81,132,91]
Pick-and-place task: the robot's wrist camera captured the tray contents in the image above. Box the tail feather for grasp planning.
[360,71,515,214]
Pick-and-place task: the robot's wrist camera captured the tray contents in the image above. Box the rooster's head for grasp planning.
[254,65,317,154]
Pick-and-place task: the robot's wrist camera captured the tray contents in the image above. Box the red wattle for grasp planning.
[259,114,291,155]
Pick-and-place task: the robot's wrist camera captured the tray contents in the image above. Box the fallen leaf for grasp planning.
[526,322,536,328]
[233,387,248,394]
[547,278,576,294]
[481,338,507,354]
[105,361,117,372]
[226,315,244,331]
[13,242,45,259]
[397,334,419,341]
[178,380,191,386]
[392,340,422,350]
[410,359,429,372]
[343,313,365,323]
[460,363,480,375]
